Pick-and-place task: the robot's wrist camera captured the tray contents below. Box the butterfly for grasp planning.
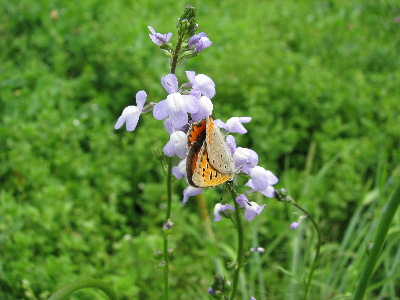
[186,117,235,188]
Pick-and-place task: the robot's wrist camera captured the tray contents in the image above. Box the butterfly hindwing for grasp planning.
[191,145,234,188]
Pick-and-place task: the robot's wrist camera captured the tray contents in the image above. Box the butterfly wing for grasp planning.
[191,145,234,188]
[205,117,235,175]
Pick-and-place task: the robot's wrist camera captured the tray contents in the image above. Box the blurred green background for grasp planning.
[1,0,399,299]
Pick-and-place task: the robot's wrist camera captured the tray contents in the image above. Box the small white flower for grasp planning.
[115,91,147,131]
[163,131,188,159]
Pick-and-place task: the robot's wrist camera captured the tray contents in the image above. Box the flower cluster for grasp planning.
[115,26,278,222]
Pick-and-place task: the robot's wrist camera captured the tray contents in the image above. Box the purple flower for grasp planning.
[186,71,216,99]
[208,287,215,295]
[164,119,189,135]
[188,32,212,52]
[153,74,198,129]
[172,159,186,179]
[290,215,308,229]
[236,194,266,221]
[250,246,265,253]
[114,90,147,131]
[245,166,279,198]
[148,26,172,46]
[191,96,213,122]
[183,186,203,203]
[290,222,300,230]
[214,117,252,134]
[225,135,237,154]
[250,297,257,300]
[214,203,235,221]
[234,147,259,174]
[163,131,188,159]
[163,219,174,230]
[226,135,259,174]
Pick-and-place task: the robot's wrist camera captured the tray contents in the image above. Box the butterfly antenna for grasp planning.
[226,181,240,197]
[227,181,253,206]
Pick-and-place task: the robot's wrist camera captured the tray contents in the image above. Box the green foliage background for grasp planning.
[1,0,399,299]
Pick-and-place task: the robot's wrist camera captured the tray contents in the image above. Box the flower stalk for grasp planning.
[230,186,245,300]
[116,5,279,300]
[162,156,174,300]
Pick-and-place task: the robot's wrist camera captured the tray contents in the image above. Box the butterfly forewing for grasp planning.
[205,117,235,175]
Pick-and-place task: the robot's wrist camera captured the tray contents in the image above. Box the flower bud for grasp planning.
[177,5,197,40]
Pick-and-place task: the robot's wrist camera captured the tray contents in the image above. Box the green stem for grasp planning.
[353,184,400,300]
[163,156,173,300]
[47,279,117,300]
[291,202,322,300]
[170,36,183,74]
[162,34,180,299]
[229,188,245,300]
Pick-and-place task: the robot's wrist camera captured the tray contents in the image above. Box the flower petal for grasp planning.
[185,71,196,84]
[195,74,215,99]
[114,106,141,131]
[162,74,179,94]
[250,166,271,191]
[214,119,228,131]
[226,117,252,134]
[233,147,258,173]
[125,114,140,131]
[260,185,275,198]
[245,202,266,221]
[191,96,213,121]
[226,135,237,154]
[182,95,199,114]
[236,194,249,207]
[183,186,203,203]
[214,203,235,221]
[169,110,189,128]
[135,90,147,109]
[153,99,169,120]
[172,159,186,179]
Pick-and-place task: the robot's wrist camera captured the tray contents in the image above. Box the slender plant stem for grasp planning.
[229,188,245,300]
[162,35,183,300]
[291,202,322,300]
[47,279,117,300]
[166,156,173,219]
[163,156,173,300]
[353,184,400,300]
[171,36,183,74]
